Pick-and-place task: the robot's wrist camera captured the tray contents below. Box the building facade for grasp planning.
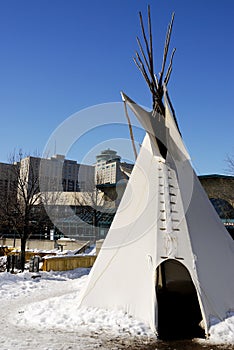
[95,149,133,185]
[0,155,95,240]
[199,174,234,238]
[20,154,95,193]
[0,162,17,199]
[1,151,233,242]
[198,174,234,209]
[95,149,121,184]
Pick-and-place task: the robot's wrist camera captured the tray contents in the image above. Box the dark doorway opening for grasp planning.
[156,259,205,340]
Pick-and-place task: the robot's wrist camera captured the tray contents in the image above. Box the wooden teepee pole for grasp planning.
[134,6,176,115]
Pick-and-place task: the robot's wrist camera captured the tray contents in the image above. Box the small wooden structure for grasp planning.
[42,255,96,272]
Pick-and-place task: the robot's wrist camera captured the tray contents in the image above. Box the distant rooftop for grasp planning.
[198,174,234,180]
[96,149,121,163]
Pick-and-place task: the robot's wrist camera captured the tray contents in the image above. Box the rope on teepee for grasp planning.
[123,100,138,161]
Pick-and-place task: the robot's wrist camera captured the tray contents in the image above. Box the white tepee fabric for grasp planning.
[79,90,234,338]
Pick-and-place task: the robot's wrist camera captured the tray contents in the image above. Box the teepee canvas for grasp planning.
[79,7,234,339]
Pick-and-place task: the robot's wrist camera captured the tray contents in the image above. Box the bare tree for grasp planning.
[71,172,117,242]
[73,188,103,241]
[40,190,72,240]
[226,155,234,176]
[0,150,42,271]
[225,155,234,219]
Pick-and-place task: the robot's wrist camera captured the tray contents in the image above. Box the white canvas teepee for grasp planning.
[79,6,234,339]
[79,90,234,338]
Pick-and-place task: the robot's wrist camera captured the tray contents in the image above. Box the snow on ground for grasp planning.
[0,268,233,349]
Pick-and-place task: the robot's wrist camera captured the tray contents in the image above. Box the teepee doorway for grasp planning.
[156,259,205,340]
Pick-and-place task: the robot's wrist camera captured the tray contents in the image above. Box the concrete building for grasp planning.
[2,150,233,243]
[0,162,17,203]
[19,156,41,196]
[0,162,18,237]
[0,155,95,239]
[95,149,134,206]
[20,154,95,193]
[95,149,134,185]
[95,149,121,184]
[40,154,79,192]
[198,174,234,209]
[199,174,234,238]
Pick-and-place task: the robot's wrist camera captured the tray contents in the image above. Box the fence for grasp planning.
[42,255,96,272]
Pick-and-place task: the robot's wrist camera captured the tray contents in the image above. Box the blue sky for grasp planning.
[0,0,233,174]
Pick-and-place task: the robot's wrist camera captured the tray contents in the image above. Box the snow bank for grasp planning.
[1,268,234,345]
[12,271,153,338]
[208,313,234,344]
